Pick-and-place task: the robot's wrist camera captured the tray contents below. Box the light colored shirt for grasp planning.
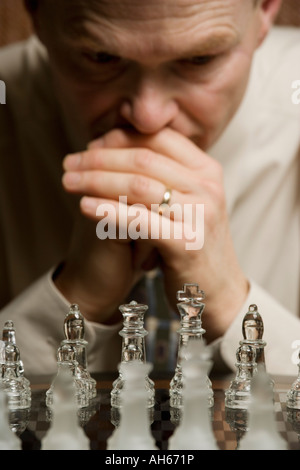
[0,26,299,377]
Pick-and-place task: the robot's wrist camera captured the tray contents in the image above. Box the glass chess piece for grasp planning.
[287,407,300,444]
[0,387,22,450]
[8,407,30,437]
[286,349,300,409]
[42,382,90,450]
[62,304,97,401]
[107,361,158,450]
[2,321,25,376]
[110,300,155,409]
[225,407,248,449]
[0,343,31,410]
[238,368,287,450]
[241,304,266,366]
[169,283,213,409]
[168,340,218,450]
[240,304,274,390]
[110,403,155,430]
[225,344,257,410]
[46,343,89,409]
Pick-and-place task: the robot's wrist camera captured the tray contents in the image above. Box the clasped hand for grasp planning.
[58,128,249,341]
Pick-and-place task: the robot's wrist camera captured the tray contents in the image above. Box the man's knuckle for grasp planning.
[130,174,150,197]
[88,172,102,193]
[133,148,154,170]
[88,150,102,168]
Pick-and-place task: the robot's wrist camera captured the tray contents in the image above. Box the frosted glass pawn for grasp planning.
[46,344,89,409]
[286,349,300,409]
[225,344,257,410]
[107,361,158,450]
[168,340,219,450]
[170,283,213,408]
[2,321,24,376]
[239,369,288,450]
[0,388,22,450]
[62,304,97,400]
[42,386,90,450]
[111,301,154,408]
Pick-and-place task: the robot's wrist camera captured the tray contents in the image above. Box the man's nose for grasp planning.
[119,71,179,134]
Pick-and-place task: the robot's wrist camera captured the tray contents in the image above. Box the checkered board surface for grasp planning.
[14,388,300,450]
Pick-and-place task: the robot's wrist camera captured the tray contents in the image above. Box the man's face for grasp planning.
[36,0,263,150]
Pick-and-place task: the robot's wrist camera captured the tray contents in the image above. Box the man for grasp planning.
[0,0,299,376]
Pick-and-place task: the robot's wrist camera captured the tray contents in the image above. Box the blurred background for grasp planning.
[0,0,300,48]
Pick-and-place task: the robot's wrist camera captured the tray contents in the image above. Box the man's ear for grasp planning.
[255,0,283,46]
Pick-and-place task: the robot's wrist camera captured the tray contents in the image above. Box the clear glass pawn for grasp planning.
[286,349,300,409]
[46,343,89,409]
[225,343,257,410]
[2,321,25,375]
[0,343,31,410]
[169,283,213,408]
[110,300,155,409]
[62,304,97,400]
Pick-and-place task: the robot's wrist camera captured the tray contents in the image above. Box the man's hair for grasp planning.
[24,0,39,12]
[25,0,260,9]
[24,0,260,12]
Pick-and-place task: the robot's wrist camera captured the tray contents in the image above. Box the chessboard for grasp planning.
[11,375,300,451]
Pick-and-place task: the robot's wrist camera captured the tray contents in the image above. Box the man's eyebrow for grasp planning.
[64,20,240,58]
[188,31,241,54]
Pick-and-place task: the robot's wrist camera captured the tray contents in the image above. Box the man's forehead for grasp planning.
[49,0,245,21]
[51,0,249,37]
[42,0,252,61]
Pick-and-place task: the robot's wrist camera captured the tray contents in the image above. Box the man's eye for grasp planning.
[84,51,121,65]
[181,55,215,66]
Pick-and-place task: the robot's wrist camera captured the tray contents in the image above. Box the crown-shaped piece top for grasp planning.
[177,283,205,303]
[119,300,148,328]
[176,285,205,330]
[119,300,148,314]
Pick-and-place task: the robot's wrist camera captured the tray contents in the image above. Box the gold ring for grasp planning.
[160,188,172,206]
